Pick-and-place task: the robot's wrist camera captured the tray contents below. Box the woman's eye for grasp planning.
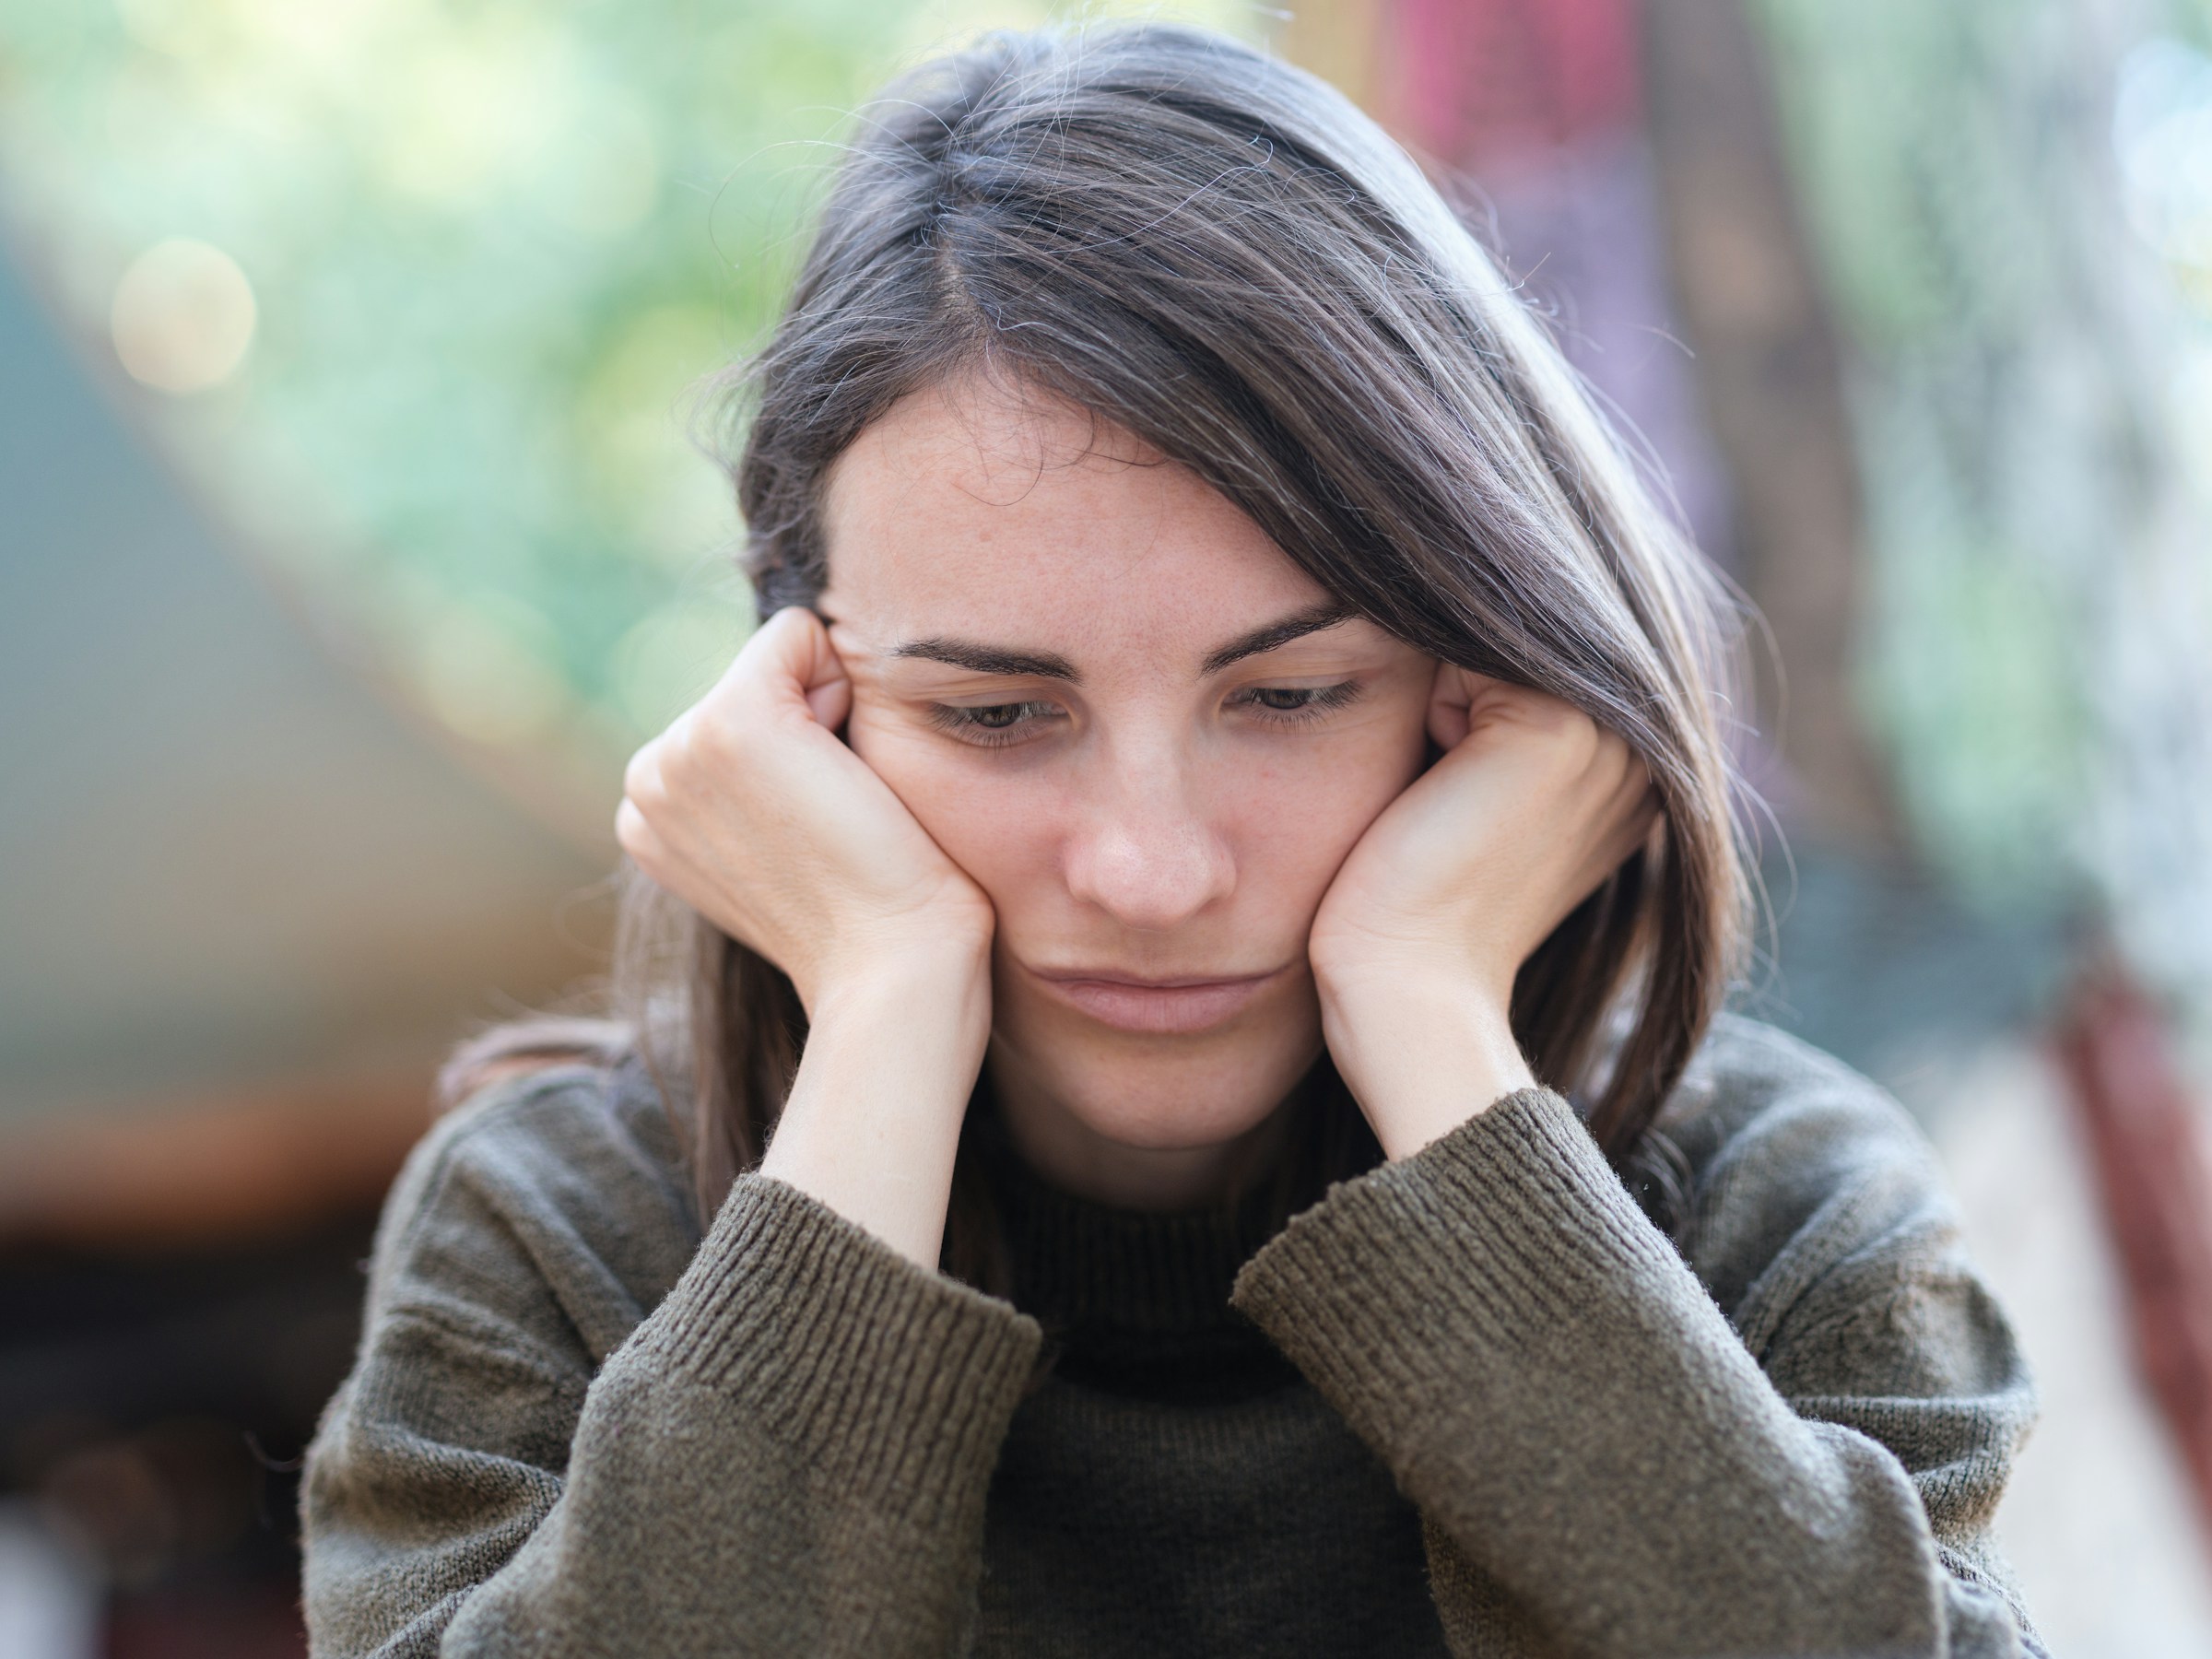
[927,700,1063,746]
[1237,682,1363,721]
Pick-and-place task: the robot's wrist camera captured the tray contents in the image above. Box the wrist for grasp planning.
[1317,963,1534,1160]
[804,899,994,1021]
[761,930,993,1270]
[810,926,993,1036]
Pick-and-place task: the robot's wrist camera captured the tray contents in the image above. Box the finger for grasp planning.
[804,659,853,733]
[737,606,853,731]
[1600,786,1663,874]
[622,738,665,811]
[780,606,854,729]
[1555,799,1662,933]
[694,605,809,718]
[613,797,666,868]
[1424,663,1477,750]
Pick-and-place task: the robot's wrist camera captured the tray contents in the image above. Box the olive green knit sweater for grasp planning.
[300,1015,2044,1656]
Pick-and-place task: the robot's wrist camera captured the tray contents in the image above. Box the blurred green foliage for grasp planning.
[0,0,1257,797]
[1752,0,2212,943]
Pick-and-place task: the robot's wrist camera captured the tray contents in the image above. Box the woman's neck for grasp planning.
[982,1049,1300,1211]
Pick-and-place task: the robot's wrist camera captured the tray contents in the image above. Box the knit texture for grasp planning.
[300,1014,2045,1656]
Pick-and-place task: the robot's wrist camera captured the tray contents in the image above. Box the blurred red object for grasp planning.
[2054,957,2212,1547]
[1389,0,1639,160]
[106,1581,303,1659]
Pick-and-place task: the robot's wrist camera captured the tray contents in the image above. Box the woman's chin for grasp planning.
[988,1014,1321,1157]
[1056,1086,1283,1155]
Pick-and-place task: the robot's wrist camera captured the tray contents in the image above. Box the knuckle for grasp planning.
[688,710,745,771]
[613,799,655,862]
[626,760,674,818]
[652,740,694,794]
[1587,730,1632,783]
[670,690,748,764]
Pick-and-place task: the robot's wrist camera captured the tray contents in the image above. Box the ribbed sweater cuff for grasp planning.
[1230,1087,1676,1442]
[646,1173,1041,1529]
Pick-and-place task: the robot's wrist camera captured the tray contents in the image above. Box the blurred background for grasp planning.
[3,0,2210,1651]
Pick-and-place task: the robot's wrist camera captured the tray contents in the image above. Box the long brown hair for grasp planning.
[451,22,1749,1252]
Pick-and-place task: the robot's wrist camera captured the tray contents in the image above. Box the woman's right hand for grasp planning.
[617,605,994,1265]
[617,606,994,1013]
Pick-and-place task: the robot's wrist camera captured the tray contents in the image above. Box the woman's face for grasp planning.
[819,375,1435,1194]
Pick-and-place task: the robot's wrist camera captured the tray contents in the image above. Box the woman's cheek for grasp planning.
[1227,740,1410,915]
[844,711,960,840]
[844,712,1052,896]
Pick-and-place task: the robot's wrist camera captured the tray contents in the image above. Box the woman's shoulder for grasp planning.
[364,1051,703,1366]
[1656,1013,1971,1336]
[1665,1010,1931,1166]
[416,1048,690,1210]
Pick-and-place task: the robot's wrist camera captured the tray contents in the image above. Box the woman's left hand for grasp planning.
[1308,666,1657,1158]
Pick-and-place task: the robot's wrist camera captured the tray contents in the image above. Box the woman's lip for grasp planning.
[1026,967,1284,1035]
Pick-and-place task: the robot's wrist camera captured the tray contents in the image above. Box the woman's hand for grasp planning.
[617,606,996,1265]
[1308,667,1657,1159]
[618,605,994,1012]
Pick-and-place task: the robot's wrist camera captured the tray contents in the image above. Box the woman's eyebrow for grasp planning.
[886,603,1352,685]
[888,638,1082,681]
[1200,603,1354,675]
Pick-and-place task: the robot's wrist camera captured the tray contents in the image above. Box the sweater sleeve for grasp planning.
[1229,1085,2042,1659]
[300,1086,1041,1658]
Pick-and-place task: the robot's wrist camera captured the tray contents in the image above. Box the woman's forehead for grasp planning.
[830,373,1161,499]
[819,378,1342,658]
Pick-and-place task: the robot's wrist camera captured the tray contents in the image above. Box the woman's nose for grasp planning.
[1062,768,1236,933]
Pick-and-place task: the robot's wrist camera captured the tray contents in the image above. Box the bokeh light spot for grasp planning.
[109,238,257,394]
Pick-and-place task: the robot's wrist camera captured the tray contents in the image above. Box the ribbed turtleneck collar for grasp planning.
[965,1073,1378,1403]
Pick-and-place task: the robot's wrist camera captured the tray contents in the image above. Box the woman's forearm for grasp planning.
[1231,1087,2036,1658]
[304,1080,1042,1658]
[759,935,994,1268]
[1317,965,1533,1160]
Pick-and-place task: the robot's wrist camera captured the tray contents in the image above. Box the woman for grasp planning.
[301,23,2042,1657]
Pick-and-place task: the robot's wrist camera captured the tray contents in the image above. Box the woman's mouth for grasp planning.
[1025,965,1285,1035]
